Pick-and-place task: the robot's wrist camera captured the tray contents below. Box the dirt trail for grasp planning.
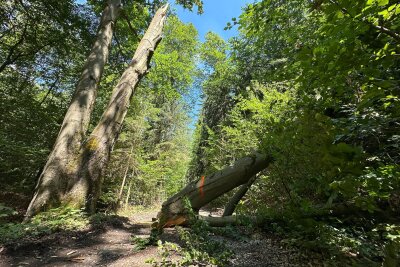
[0,210,313,267]
[0,211,160,267]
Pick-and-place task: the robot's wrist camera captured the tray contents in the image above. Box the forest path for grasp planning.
[1,210,163,267]
[0,210,313,267]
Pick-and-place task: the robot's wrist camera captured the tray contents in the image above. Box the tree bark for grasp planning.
[68,4,169,213]
[25,0,121,218]
[116,146,134,209]
[198,215,261,227]
[223,174,258,216]
[124,177,133,208]
[157,153,272,228]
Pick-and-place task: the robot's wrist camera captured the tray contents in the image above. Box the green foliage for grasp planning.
[200,32,228,72]
[147,15,199,99]
[187,0,400,264]
[0,207,88,244]
[0,203,17,219]
[1,0,399,262]
[30,206,88,230]
[131,228,161,251]
[185,32,235,181]
[100,16,199,208]
[1,0,204,202]
[148,200,232,266]
[146,240,181,266]
[227,0,400,213]
[210,224,246,241]
[383,239,400,267]
[261,209,400,265]
[174,0,203,14]
[0,0,93,192]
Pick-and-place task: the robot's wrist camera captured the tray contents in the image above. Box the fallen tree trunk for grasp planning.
[157,153,272,228]
[151,214,261,228]
[195,203,400,227]
[223,174,258,216]
[155,200,399,228]
[198,215,260,227]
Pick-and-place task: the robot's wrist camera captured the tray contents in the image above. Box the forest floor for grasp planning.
[0,207,325,267]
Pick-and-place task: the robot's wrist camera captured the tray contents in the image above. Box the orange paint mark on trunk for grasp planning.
[199,175,205,198]
[163,216,187,228]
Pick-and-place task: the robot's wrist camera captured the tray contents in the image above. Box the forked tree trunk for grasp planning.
[67,4,169,212]
[26,3,168,218]
[157,153,272,228]
[223,175,258,216]
[25,0,121,218]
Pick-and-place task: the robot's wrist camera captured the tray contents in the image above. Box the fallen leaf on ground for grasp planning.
[70,256,85,262]
[66,250,77,256]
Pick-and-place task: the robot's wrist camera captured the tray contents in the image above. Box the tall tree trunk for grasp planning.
[223,174,258,216]
[116,146,134,209]
[157,153,272,228]
[68,4,169,213]
[124,177,133,208]
[25,0,121,218]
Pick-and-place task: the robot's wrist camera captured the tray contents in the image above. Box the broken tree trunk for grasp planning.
[68,4,169,213]
[25,0,121,218]
[157,153,272,227]
[223,174,258,216]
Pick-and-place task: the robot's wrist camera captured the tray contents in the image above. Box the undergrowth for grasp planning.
[131,228,161,251]
[260,208,400,266]
[146,198,233,266]
[0,206,89,244]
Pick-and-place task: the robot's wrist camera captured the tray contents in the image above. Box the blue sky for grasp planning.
[171,0,253,41]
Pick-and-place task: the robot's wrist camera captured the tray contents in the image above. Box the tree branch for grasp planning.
[329,0,400,43]
[120,10,139,41]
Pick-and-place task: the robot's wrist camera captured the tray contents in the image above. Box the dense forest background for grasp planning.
[1,0,399,265]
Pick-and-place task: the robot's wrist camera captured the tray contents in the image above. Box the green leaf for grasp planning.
[366,0,375,6]
[378,0,389,6]
[367,0,388,6]
[378,9,390,19]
